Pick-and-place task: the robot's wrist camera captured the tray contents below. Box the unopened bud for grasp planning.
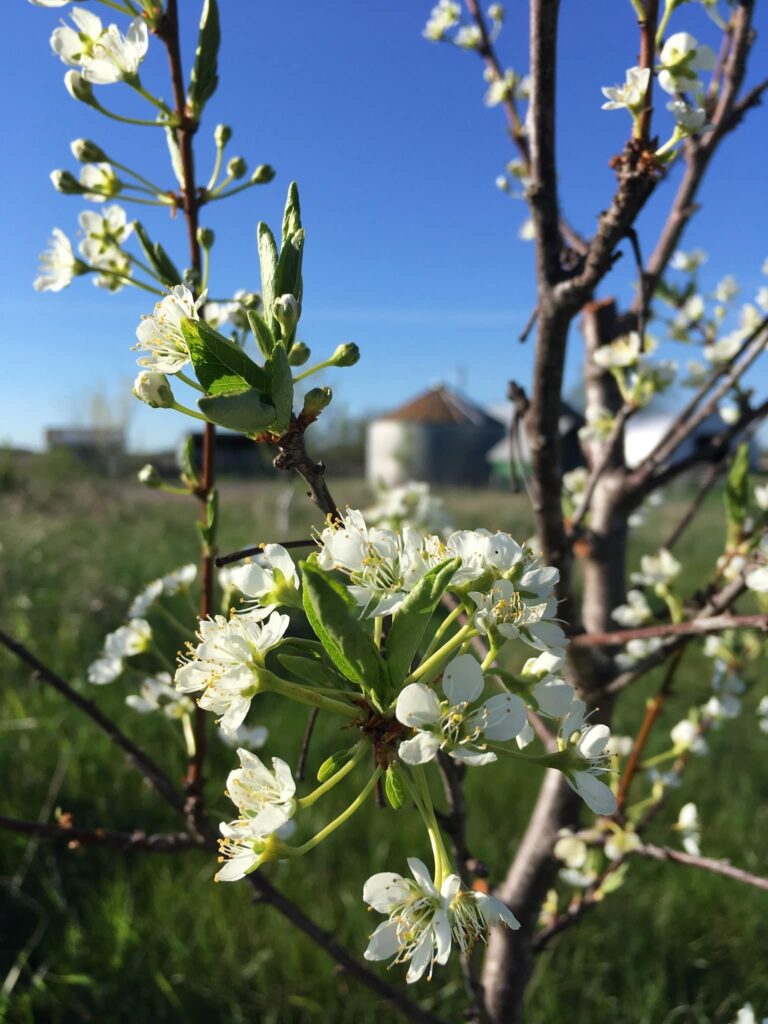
[234,290,261,310]
[488,3,505,22]
[288,341,310,366]
[137,463,162,488]
[273,294,300,335]
[71,139,108,163]
[50,170,83,195]
[316,747,353,782]
[330,342,360,367]
[495,175,510,193]
[251,164,276,185]
[214,124,232,147]
[226,156,247,180]
[197,226,215,248]
[133,371,174,409]
[64,70,95,105]
[302,387,332,418]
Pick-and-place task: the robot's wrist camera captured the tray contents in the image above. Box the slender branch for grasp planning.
[0,817,201,853]
[614,648,683,812]
[568,404,633,535]
[295,708,319,782]
[634,843,768,892]
[270,425,341,521]
[663,460,724,550]
[215,538,315,568]
[155,0,213,828]
[636,0,660,144]
[247,875,447,1024]
[572,614,768,648]
[0,628,185,813]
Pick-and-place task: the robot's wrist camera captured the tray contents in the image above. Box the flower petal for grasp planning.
[442,654,484,705]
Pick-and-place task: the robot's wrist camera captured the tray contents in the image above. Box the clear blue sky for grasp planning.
[2,0,766,452]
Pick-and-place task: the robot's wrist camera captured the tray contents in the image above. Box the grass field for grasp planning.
[1,472,767,1023]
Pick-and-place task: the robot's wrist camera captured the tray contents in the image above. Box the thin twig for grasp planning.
[215,538,315,568]
[568,405,633,535]
[295,709,319,782]
[663,460,724,550]
[572,613,768,648]
[0,817,202,853]
[634,843,768,892]
[0,629,185,813]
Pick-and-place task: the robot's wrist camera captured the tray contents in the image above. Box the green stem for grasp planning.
[404,624,477,685]
[374,616,383,650]
[201,242,211,293]
[298,742,367,809]
[293,768,383,855]
[83,267,163,295]
[206,141,225,193]
[420,603,464,662]
[126,251,165,283]
[181,713,196,757]
[127,77,173,117]
[640,747,679,769]
[655,1,675,46]
[153,602,193,639]
[91,99,172,129]
[266,676,359,719]
[96,0,138,13]
[171,401,210,423]
[481,643,499,671]
[487,743,565,767]
[176,370,205,393]
[412,766,452,888]
[207,173,234,198]
[110,159,167,195]
[629,0,646,17]
[205,179,261,202]
[293,358,334,383]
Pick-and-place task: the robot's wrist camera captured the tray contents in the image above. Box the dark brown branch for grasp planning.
[0,817,201,853]
[271,426,341,522]
[247,874,447,1024]
[572,614,768,648]
[215,538,315,568]
[636,0,660,144]
[634,842,768,892]
[295,708,319,782]
[0,628,185,814]
[156,0,211,830]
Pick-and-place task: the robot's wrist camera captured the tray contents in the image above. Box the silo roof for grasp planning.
[380,386,502,427]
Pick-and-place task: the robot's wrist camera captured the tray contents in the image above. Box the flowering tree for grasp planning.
[3,1,768,1022]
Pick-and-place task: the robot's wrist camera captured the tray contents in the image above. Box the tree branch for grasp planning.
[0,628,185,814]
[271,425,341,521]
[215,538,315,568]
[0,817,201,853]
[572,613,768,648]
[634,842,768,892]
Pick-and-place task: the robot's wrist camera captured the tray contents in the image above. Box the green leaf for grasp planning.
[598,861,629,895]
[133,222,182,287]
[247,310,275,359]
[179,434,199,486]
[257,223,279,333]
[198,390,276,433]
[282,181,302,247]
[275,653,348,691]
[384,763,407,810]
[300,561,386,696]
[187,0,220,118]
[267,342,294,434]
[386,558,460,684]
[181,317,269,395]
[725,441,750,545]
[317,749,355,783]
[164,126,184,187]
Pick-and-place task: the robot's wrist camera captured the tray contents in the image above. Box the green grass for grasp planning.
[1,477,767,1023]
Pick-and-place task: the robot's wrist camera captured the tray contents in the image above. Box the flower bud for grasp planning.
[488,2,505,21]
[330,342,360,367]
[64,70,96,105]
[273,294,300,335]
[495,175,510,193]
[288,341,310,366]
[251,164,276,185]
[50,170,83,195]
[133,371,174,409]
[70,139,108,163]
[197,226,215,249]
[137,463,162,488]
[226,156,247,180]
[302,387,332,418]
[214,124,232,147]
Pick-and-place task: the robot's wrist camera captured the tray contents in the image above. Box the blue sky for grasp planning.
[2,0,766,452]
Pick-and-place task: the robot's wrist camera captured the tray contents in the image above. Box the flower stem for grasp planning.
[171,401,210,423]
[404,624,477,685]
[293,767,383,855]
[297,742,367,809]
[373,616,383,650]
[420,603,464,662]
[265,676,359,719]
[176,370,205,393]
[181,713,196,757]
[412,766,453,888]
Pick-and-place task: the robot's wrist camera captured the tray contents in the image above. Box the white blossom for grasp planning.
[218,722,269,750]
[134,285,206,374]
[226,544,300,608]
[175,610,289,732]
[671,249,707,272]
[396,655,527,766]
[658,32,716,95]
[51,7,149,85]
[470,575,565,652]
[423,0,461,41]
[133,370,174,408]
[601,67,650,114]
[455,25,482,49]
[364,481,451,536]
[612,589,653,627]
[79,162,121,201]
[592,331,643,369]
[559,704,617,815]
[675,801,701,856]
[630,548,681,587]
[670,718,708,755]
[126,672,194,719]
[34,228,81,292]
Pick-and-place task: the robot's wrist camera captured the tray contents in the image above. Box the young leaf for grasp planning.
[384,764,407,810]
[274,229,305,339]
[725,441,749,545]
[133,222,182,287]
[300,561,386,696]
[317,748,355,783]
[276,654,347,691]
[198,389,276,433]
[257,223,279,332]
[282,181,302,246]
[181,317,269,395]
[386,558,460,684]
[187,0,220,118]
[164,126,185,187]
[247,309,275,359]
[267,342,294,434]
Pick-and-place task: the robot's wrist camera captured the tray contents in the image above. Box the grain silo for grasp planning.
[366,385,504,488]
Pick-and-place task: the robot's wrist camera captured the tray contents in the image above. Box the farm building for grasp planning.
[46,426,125,474]
[623,409,739,469]
[366,385,504,488]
